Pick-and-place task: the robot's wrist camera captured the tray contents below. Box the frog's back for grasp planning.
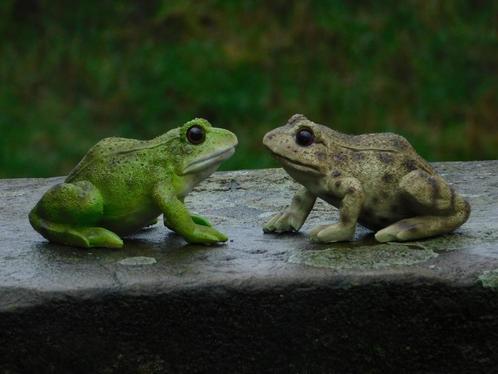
[66,137,148,182]
[315,129,435,230]
[65,136,169,229]
[327,128,415,153]
[322,126,435,175]
[353,132,411,150]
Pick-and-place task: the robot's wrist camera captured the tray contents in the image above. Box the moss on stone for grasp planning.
[288,243,438,271]
[479,269,498,289]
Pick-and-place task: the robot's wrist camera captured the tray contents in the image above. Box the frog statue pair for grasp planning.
[29,115,471,248]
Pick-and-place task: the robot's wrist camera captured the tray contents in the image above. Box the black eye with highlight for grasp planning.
[296,128,314,147]
[186,125,205,145]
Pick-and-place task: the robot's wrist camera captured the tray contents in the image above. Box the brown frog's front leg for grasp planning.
[375,170,471,242]
[309,177,365,243]
[263,187,316,233]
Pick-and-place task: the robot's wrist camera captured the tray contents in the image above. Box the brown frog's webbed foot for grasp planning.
[309,223,355,243]
[375,170,471,242]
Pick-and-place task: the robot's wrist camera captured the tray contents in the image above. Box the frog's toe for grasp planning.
[185,226,228,245]
[376,225,427,242]
[206,227,228,242]
[263,213,281,232]
[79,227,124,248]
[374,224,404,242]
[309,224,329,238]
[309,224,355,243]
[374,229,397,243]
[279,216,301,232]
[215,230,228,242]
[191,214,212,227]
[375,213,468,243]
[264,212,300,233]
[29,208,123,248]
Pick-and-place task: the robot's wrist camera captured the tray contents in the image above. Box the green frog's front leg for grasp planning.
[153,183,227,245]
[263,187,316,233]
[164,213,212,230]
[162,196,213,229]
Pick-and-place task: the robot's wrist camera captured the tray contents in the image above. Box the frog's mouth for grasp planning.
[272,153,322,174]
[182,146,236,175]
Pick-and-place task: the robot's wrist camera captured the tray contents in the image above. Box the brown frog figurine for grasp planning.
[262,114,471,243]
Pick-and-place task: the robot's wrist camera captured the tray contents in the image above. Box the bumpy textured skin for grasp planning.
[29,119,238,248]
[263,114,471,243]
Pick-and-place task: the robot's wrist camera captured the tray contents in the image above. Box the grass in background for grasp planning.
[0,0,497,177]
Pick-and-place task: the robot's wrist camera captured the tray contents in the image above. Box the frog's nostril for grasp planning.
[262,132,274,147]
[231,133,239,146]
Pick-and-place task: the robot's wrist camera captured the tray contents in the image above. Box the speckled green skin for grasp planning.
[263,114,471,243]
[29,119,238,248]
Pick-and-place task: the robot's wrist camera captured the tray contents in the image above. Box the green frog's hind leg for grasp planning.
[29,181,123,248]
[375,170,471,242]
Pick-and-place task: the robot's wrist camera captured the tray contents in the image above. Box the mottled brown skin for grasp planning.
[262,114,471,243]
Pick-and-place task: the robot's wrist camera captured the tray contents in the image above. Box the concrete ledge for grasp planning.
[1,161,498,373]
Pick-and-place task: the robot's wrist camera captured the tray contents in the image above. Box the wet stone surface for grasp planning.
[1,161,498,373]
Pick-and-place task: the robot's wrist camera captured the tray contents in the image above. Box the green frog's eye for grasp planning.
[296,128,314,147]
[186,125,205,145]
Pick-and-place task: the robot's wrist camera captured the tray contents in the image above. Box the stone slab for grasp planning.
[0,161,497,373]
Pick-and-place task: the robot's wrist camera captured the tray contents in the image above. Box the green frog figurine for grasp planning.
[263,114,470,243]
[29,118,238,248]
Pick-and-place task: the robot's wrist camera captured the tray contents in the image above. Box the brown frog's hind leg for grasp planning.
[375,170,471,242]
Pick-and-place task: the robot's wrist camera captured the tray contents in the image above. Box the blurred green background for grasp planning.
[1,0,497,178]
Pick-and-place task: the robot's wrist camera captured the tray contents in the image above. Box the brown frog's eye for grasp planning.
[296,128,314,147]
[187,125,205,145]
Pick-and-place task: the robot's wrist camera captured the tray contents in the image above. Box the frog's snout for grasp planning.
[228,130,239,148]
[262,131,274,150]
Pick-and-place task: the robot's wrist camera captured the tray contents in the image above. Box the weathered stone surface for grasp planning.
[0,161,497,373]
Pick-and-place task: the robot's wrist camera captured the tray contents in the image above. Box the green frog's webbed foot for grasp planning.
[164,214,212,231]
[29,210,123,248]
[29,180,123,249]
[190,214,213,227]
[154,184,227,246]
[184,225,228,245]
[76,227,123,248]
